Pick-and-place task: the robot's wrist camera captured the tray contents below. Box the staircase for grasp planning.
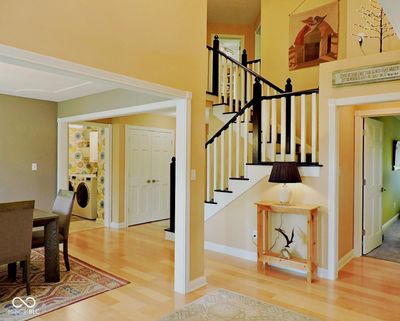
[204,36,321,220]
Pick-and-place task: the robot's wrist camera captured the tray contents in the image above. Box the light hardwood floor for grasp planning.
[35,223,400,321]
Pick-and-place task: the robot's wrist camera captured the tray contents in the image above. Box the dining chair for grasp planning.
[32,190,75,271]
[0,200,34,295]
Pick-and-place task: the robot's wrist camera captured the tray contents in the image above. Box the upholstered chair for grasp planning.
[0,200,34,295]
[32,190,75,271]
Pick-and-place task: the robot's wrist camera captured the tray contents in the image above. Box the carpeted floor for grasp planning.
[0,249,129,321]
[157,288,322,321]
[367,219,400,263]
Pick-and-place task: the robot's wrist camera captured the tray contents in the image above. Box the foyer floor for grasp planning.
[367,219,400,263]
[34,222,400,321]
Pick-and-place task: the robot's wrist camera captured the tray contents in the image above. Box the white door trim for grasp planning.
[124,125,175,227]
[58,98,191,294]
[328,92,400,279]
[0,43,193,294]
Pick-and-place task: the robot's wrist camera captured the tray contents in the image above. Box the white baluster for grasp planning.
[213,137,218,194]
[271,98,277,161]
[244,108,249,175]
[222,57,227,104]
[280,97,286,159]
[208,50,213,93]
[265,86,271,144]
[228,124,233,179]
[218,55,222,103]
[228,60,233,112]
[220,132,225,190]
[236,117,240,177]
[234,64,239,112]
[261,85,266,162]
[290,95,296,162]
[301,94,306,163]
[312,93,317,163]
[206,144,211,201]
[246,71,251,103]
[241,68,245,121]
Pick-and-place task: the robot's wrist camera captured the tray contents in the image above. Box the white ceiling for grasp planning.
[0,61,120,102]
[208,0,260,25]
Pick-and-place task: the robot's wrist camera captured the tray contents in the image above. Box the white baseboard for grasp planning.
[188,275,207,292]
[165,230,175,241]
[205,241,329,279]
[110,222,126,229]
[338,249,354,270]
[382,213,399,234]
[205,241,257,262]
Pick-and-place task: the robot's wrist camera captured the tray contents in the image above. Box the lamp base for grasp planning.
[278,184,291,204]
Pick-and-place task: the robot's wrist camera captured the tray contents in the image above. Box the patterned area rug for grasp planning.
[158,288,321,321]
[0,249,129,320]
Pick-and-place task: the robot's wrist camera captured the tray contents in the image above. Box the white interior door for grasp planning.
[363,118,383,254]
[127,128,153,225]
[127,127,174,225]
[151,131,174,221]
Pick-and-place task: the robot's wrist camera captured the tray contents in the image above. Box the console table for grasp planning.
[255,201,319,283]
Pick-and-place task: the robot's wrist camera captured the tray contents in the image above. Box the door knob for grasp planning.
[152,179,159,183]
[147,179,151,183]
[381,187,386,192]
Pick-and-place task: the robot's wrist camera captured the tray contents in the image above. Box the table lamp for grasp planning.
[268,162,302,204]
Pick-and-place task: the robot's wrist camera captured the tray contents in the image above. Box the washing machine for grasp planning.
[69,174,98,220]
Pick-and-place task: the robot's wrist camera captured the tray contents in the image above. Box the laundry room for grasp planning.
[68,123,106,230]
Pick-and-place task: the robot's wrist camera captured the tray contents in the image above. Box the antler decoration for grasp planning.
[274,227,295,248]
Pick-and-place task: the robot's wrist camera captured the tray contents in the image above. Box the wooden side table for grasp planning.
[255,201,319,283]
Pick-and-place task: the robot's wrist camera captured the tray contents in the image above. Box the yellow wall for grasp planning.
[207,22,256,60]
[346,0,400,58]
[338,103,400,257]
[261,0,347,91]
[0,94,57,210]
[260,0,400,91]
[319,49,400,260]
[0,0,207,280]
[110,114,176,223]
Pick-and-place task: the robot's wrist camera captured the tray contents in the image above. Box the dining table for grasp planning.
[33,209,60,282]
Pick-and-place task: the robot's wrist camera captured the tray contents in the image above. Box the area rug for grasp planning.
[0,249,129,321]
[158,288,321,321]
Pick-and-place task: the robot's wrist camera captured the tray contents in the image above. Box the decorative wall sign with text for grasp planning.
[332,62,400,87]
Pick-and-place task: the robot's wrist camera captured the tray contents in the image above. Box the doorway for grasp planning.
[361,116,400,262]
[125,126,174,226]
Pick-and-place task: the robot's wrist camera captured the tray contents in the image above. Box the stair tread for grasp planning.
[222,111,237,115]
[212,102,228,107]
[229,177,250,181]
[246,162,322,167]
[214,189,233,193]
[205,200,218,204]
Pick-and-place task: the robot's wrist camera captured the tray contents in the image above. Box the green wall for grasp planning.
[377,116,400,225]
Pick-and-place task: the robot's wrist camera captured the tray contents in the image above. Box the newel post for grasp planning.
[212,36,220,96]
[285,78,292,154]
[165,157,176,234]
[252,78,262,163]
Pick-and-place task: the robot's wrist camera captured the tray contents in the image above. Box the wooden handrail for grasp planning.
[205,87,319,148]
[261,88,319,101]
[247,59,261,64]
[206,99,254,147]
[206,45,284,93]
